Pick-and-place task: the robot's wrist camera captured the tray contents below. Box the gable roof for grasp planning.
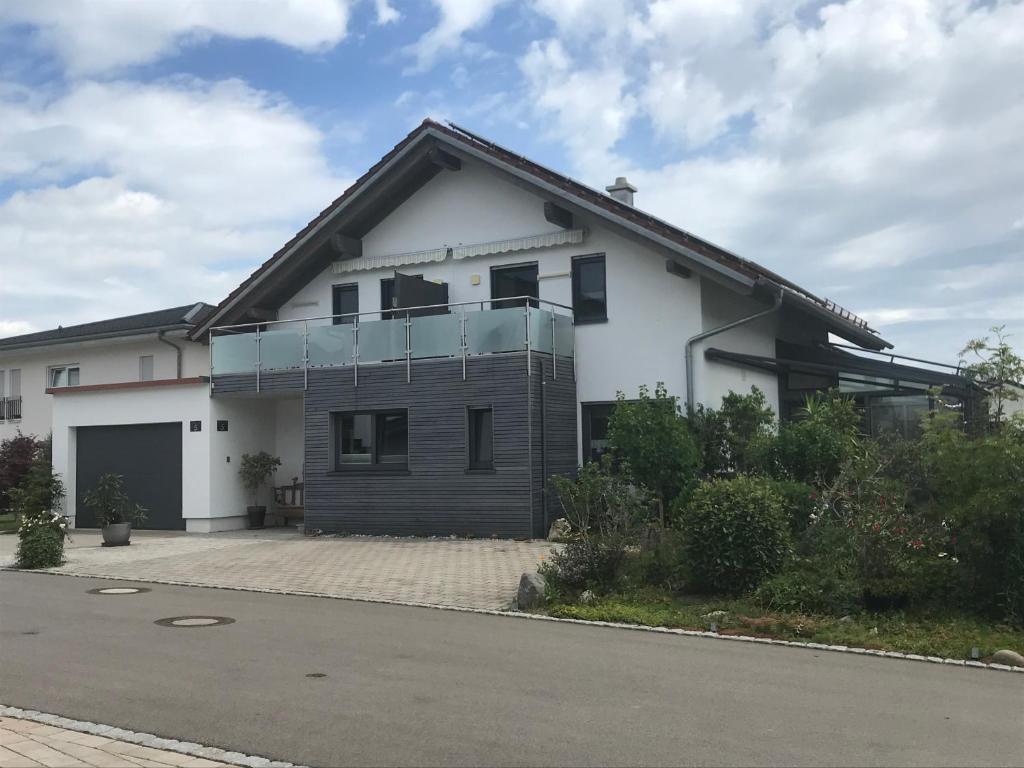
[192,118,891,350]
[0,303,215,352]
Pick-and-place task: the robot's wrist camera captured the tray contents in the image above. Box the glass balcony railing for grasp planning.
[210,298,574,383]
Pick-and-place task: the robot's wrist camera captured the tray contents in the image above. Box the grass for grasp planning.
[0,513,16,534]
[538,589,1024,661]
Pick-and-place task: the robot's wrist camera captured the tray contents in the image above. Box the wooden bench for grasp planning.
[273,478,304,527]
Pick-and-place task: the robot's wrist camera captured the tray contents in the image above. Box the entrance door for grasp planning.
[75,423,184,530]
[490,263,538,310]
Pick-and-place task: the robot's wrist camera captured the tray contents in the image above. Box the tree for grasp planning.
[959,325,1024,427]
[607,382,699,523]
[0,432,43,513]
[691,387,775,477]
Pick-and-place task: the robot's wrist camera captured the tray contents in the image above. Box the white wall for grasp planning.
[0,331,210,443]
[50,383,211,527]
[277,159,702,407]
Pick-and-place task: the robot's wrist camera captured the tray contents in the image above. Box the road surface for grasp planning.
[1,571,1021,766]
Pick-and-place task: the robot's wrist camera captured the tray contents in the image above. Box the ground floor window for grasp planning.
[334,410,408,468]
[581,403,615,463]
[467,406,494,470]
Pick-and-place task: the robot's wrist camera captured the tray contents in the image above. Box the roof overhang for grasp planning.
[0,324,194,354]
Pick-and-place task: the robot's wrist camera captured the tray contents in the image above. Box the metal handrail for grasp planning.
[828,342,966,374]
[210,296,574,335]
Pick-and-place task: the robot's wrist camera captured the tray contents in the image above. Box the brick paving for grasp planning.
[0,530,554,610]
[0,717,228,768]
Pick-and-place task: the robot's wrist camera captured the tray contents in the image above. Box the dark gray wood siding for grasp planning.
[213,353,577,538]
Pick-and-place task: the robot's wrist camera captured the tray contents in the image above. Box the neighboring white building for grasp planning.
[0,119,983,537]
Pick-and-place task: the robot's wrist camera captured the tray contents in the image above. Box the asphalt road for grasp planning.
[1,572,1022,767]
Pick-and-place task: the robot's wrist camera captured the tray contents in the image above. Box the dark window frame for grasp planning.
[331,408,409,472]
[331,283,359,325]
[490,262,539,310]
[581,401,617,464]
[380,274,423,320]
[466,405,495,472]
[571,253,608,324]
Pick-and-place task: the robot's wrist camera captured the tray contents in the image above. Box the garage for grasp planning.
[75,423,184,530]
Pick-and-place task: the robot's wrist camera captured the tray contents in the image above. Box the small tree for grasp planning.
[239,452,281,507]
[607,383,699,524]
[0,432,43,513]
[691,387,775,477]
[548,457,655,540]
[9,443,65,522]
[82,473,147,527]
[959,326,1024,427]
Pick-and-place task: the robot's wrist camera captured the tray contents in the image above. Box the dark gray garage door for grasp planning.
[75,423,183,530]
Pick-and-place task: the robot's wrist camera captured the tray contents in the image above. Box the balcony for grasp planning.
[210,298,574,389]
[0,396,21,421]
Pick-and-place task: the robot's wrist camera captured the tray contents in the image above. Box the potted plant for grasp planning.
[239,452,281,529]
[82,473,147,547]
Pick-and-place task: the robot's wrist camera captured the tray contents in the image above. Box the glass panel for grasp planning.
[339,414,373,464]
[554,313,574,357]
[358,317,406,363]
[528,308,554,354]
[308,325,353,367]
[67,367,80,386]
[332,284,359,325]
[582,403,614,463]
[411,312,461,359]
[50,368,64,387]
[377,413,408,464]
[260,328,304,370]
[212,333,257,375]
[469,408,493,468]
[466,308,526,354]
[573,256,606,320]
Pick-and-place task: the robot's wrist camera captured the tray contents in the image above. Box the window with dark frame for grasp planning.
[380,274,423,320]
[581,402,614,463]
[332,283,359,325]
[467,406,494,470]
[572,254,607,323]
[490,263,539,309]
[334,410,408,469]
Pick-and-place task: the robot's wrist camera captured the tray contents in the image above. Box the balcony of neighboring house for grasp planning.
[208,296,576,395]
[1,396,22,422]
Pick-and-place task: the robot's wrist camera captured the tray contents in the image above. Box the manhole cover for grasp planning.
[306,673,328,678]
[88,587,151,595]
[154,616,235,628]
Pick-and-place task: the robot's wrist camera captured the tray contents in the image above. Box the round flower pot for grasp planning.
[101,522,132,547]
[247,506,266,529]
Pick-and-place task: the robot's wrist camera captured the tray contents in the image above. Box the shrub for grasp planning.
[691,387,775,478]
[539,538,628,595]
[82,473,147,527]
[9,442,65,521]
[16,512,69,569]
[607,383,700,519]
[676,476,790,594]
[548,458,654,539]
[0,432,41,512]
[239,452,282,506]
[757,556,861,615]
[765,479,818,533]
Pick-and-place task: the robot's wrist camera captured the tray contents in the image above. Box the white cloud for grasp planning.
[0,78,347,335]
[374,0,402,25]
[0,0,351,75]
[404,0,507,72]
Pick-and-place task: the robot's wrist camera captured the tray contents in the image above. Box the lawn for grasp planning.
[0,513,16,534]
[537,589,1024,661]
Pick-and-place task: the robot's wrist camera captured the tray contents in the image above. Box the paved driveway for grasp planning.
[0,530,553,610]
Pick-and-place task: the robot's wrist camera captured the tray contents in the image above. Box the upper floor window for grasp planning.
[332,283,359,325]
[491,263,539,310]
[139,355,154,382]
[48,365,79,388]
[572,254,607,323]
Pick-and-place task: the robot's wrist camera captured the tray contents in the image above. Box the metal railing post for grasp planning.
[551,310,557,380]
[525,303,531,377]
[302,321,309,391]
[405,311,412,384]
[255,326,261,393]
[461,308,467,382]
[353,316,359,388]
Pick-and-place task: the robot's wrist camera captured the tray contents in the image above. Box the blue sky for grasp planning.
[1,0,1022,364]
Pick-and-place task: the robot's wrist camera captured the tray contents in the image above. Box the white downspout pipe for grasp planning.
[685,283,784,415]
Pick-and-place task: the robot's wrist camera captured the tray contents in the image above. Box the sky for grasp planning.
[0,0,1021,365]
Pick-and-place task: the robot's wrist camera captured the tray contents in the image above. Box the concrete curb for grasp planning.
[0,705,304,768]
[7,567,1024,675]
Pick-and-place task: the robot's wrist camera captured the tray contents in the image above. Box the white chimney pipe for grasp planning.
[605,176,637,206]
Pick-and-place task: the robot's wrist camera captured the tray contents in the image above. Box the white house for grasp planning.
[0,119,983,537]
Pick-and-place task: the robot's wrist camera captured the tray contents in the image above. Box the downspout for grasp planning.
[158,331,184,379]
[685,282,784,415]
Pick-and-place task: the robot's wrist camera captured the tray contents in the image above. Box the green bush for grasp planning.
[16,515,67,569]
[765,479,818,533]
[539,538,628,595]
[676,476,790,594]
[0,432,42,512]
[82,473,147,527]
[607,383,699,517]
[548,457,655,539]
[756,556,861,615]
[8,438,65,520]
[690,387,775,478]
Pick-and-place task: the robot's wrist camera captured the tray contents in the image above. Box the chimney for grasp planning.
[605,176,637,206]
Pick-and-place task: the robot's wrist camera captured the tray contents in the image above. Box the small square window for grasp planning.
[334,411,408,469]
[572,254,607,323]
[139,355,154,381]
[468,407,494,470]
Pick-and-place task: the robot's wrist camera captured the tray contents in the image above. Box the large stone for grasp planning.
[548,518,572,541]
[517,572,547,610]
[990,649,1024,668]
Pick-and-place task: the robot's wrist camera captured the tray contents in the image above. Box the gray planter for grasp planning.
[247,506,266,529]
[101,522,132,547]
